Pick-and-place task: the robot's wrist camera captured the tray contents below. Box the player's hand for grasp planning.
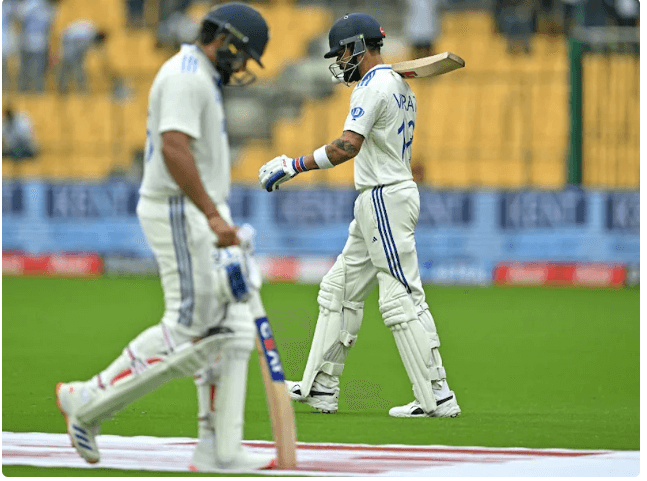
[258,155,297,192]
[209,215,239,247]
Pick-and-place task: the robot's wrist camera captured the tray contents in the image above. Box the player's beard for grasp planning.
[342,56,362,83]
[214,39,255,87]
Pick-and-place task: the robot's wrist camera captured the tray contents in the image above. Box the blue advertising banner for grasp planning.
[2,181,640,284]
[418,191,473,227]
[605,192,639,233]
[45,182,139,218]
[498,190,587,229]
[2,182,24,216]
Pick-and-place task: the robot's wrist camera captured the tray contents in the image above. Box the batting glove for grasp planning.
[236,223,256,254]
[259,155,305,192]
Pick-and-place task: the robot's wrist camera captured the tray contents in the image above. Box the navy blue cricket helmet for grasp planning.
[201,2,269,68]
[324,13,385,59]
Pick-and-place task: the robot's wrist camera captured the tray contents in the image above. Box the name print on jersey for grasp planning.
[393,94,416,112]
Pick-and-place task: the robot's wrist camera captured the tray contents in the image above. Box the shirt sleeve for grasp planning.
[342,86,387,138]
[158,73,203,139]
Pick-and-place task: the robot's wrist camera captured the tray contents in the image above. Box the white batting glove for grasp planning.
[258,155,298,192]
[236,223,256,254]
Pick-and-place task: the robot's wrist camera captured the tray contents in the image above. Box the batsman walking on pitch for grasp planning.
[259,13,461,418]
[56,3,277,471]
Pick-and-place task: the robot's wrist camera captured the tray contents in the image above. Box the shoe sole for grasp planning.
[431,408,462,418]
[389,412,428,418]
[55,382,99,464]
[389,405,462,418]
[260,458,277,470]
[188,457,276,471]
[390,411,461,418]
[288,393,337,413]
[431,397,462,418]
[303,397,337,414]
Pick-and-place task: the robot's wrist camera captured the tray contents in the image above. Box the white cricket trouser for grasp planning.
[339,180,425,305]
[137,194,232,339]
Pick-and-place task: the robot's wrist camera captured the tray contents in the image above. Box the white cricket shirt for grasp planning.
[343,64,417,191]
[140,44,231,203]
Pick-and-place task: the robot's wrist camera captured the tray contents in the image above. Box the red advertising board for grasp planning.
[2,251,103,277]
[494,262,626,288]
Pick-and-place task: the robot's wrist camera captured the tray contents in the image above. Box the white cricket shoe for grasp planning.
[56,382,101,463]
[190,422,216,470]
[389,392,461,418]
[189,446,276,472]
[285,380,339,413]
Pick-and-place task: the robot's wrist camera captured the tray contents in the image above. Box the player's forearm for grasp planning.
[297,145,353,171]
[162,143,220,219]
[260,131,364,191]
[299,137,360,171]
[326,138,359,164]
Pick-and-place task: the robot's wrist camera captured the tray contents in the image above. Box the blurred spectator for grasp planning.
[2,0,19,91]
[159,0,193,24]
[607,0,639,26]
[577,0,611,27]
[57,20,108,94]
[495,0,536,53]
[537,0,565,35]
[405,0,440,58]
[560,0,638,39]
[560,0,582,33]
[125,0,145,28]
[156,13,200,47]
[2,107,39,160]
[16,0,58,92]
[156,0,195,47]
[560,0,638,32]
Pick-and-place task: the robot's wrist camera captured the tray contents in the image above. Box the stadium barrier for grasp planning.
[2,181,639,286]
[493,261,627,288]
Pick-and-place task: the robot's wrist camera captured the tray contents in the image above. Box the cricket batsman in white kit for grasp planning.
[259,13,461,418]
[56,3,277,471]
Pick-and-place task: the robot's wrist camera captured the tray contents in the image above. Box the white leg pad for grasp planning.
[417,305,447,384]
[379,273,437,413]
[213,354,249,465]
[300,257,363,396]
[194,363,220,441]
[76,324,233,424]
[417,303,441,349]
[213,302,255,466]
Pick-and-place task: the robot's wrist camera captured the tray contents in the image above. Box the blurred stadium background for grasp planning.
[1,0,639,286]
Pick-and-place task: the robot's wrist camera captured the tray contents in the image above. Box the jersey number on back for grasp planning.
[397,120,414,163]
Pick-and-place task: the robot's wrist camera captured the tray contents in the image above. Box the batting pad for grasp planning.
[300,257,363,396]
[379,274,436,413]
[76,330,234,424]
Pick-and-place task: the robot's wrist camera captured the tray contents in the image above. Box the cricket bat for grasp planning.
[249,290,297,469]
[392,51,465,79]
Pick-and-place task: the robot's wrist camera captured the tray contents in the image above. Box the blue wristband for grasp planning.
[292,156,308,173]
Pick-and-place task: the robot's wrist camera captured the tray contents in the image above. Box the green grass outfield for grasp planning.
[2,277,639,476]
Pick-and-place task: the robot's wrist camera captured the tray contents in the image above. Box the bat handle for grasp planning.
[248,290,267,320]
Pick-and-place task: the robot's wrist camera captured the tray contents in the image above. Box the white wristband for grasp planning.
[313,145,334,169]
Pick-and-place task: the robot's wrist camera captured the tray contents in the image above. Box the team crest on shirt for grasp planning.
[351,106,365,120]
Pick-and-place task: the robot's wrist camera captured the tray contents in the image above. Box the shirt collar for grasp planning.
[182,43,220,82]
[359,63,392,82]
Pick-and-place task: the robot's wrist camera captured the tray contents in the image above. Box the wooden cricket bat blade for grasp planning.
[251,291,297,469]
[393,51,465,79]
[255,336,297,469]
